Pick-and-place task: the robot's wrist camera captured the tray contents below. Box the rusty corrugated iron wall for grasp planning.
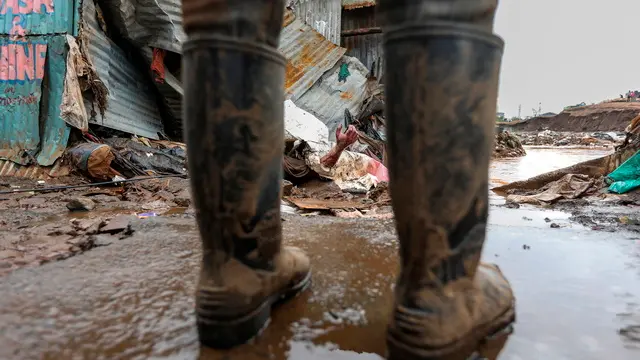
[292,0,342,45]
[0,0,79,166]
[342,0,376,11]
[279,15,346,100]
[340,5,383,81]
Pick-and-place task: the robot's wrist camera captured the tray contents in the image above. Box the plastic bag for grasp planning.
[607,150,640,194]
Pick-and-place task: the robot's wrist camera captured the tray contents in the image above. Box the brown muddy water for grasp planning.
[1,148,639,360]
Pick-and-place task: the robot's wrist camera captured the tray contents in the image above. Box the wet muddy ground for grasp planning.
[1,148,639,359]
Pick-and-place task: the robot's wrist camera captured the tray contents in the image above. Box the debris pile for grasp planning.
[493,116,640,206]
[494,130,526,158]
[517,130,623,147]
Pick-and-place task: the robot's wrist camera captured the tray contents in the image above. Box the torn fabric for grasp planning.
[60,35,89,132]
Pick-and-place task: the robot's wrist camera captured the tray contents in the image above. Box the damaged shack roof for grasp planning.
[279,12,347,100]
[342,0,376,10]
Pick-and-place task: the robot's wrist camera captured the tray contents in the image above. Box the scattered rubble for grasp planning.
[517,130,624,147]
[494,130,526,158]
[493,116,640,233]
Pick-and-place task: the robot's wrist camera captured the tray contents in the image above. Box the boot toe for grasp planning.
[278,246,311,287]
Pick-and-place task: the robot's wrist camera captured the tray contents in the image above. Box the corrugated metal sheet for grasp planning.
[0,35,71,166]
[279,17,346,100]
[292,0,342,45]
[0,158,70,179]
[136,0,185,53]
[342,0,376,10]
[82,0,164,139]
[95,0,184,53]
[341,5,384,80]
[295,55,368,137]
[0,0,76,35]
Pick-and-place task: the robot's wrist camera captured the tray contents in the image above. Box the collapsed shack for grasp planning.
[493,117,640,206]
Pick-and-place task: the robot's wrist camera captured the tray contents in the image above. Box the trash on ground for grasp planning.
[67,143,121,181]
[494,115,640,203]
[607,150,640,194]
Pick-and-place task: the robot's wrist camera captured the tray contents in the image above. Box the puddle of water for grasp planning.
[489,147,612,205]
[490,147,612,190]
[0,215,638,360]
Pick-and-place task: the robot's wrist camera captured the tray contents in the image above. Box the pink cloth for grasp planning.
[366,158,389,182]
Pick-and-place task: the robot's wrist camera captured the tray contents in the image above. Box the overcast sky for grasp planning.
[494,0,640,118]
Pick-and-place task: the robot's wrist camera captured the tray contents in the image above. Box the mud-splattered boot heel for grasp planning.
[182,0,312,350]
[378,0,516,359]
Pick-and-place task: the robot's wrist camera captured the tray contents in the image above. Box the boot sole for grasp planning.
[387,303,515,360]
[197,270,312,349]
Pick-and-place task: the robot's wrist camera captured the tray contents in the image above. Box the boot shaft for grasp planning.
[378,0,503,298]
[182,0,287,276]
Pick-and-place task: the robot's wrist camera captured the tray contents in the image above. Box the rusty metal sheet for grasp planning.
[342,0,376,10]
[295,55,369,138]
[0,0,77,35]
[0,35,71,166]
[292,0,342,45]
[279,17,347,100]
[82,0,164,139]
[0,158,70,179]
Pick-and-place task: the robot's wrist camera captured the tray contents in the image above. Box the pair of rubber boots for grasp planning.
[182,0,515,359]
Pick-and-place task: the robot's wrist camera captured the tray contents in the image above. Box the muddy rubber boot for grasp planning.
[182,0,311,349]
[378,1,516,359]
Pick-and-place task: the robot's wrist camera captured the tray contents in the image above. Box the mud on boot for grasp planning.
[182,0,311,349]
[378,0,516,359]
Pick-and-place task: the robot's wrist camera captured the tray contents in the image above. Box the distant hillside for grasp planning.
[503,102,640,132]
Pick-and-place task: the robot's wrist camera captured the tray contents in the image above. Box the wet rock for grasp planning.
[89,235,114,247]
[173,189,191,207]
[99,215,135,234]
[66,197,95,211]
[544,217,552,223]
[550,223,561,228]
[71,218,98,232]
[156,190,175,202]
